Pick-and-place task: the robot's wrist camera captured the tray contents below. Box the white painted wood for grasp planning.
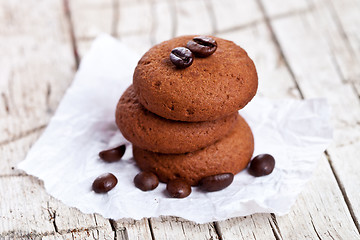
[0,176,56,236]
[117,0,152,36]
[211,0,263,33]
[0,0,75,144]
[69,0,113,39]
[150,216,219,240]
[216,214,277,240]
[1,0,360,238]
[268,6,360,228]
[0,176,116,238]
[270,10,360,147]
[327,142,360,229]
[0,131,42,175]
[112,218,153,240]
[219,6,360,237]
[260,0,310,18]
[174,0,213,36]
[328,0,360,94]
[47,200,114,234]
[42,230,115,240]
[152,0,174,44]
[0,0,114,238]
[276,156,360,239]
[311,0,360,94]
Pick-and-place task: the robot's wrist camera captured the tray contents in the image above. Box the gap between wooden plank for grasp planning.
[325,151,360,234]
[47,201,59,233]
[204,0,218,35]
[147,218,156,240]
[169,0,177,38]
[112,0,120,38]
[213,222,222,240]
[0,124,46,147]
[63,0,80,68]
[256,0,305,99]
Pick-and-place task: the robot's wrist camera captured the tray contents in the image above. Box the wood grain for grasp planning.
[1,0,360,238]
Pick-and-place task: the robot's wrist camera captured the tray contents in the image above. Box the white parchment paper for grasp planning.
[18,34,332,223]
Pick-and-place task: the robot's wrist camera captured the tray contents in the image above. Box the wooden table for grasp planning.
[1,0,360,239]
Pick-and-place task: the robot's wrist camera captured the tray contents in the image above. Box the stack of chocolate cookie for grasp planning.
[116,36,258,197]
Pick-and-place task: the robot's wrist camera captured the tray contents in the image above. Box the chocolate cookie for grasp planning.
[133,35,258,122]
[133,116,254,186]
[116,85,238,154]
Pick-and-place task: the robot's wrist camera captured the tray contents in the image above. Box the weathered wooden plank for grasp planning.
[219,5,360,237]
[276,156,360,239]
[0,0,116,237]
[215,214,277,240]
[117,0,152,36]
[305,0,360,97]
[327,142,360,230]
[47,201,114,236]
[69,0,113,40]
[0,176,56,236]
[65,1,157,239]
[111,218,153,240]
[68,0,114,60]
[268,6,360,229]
[211,0,263,33]
[149,216,219,240]
[0,0,75,144]
[0,176,115,238]
[174,0,213,36]
[152,0,174,44]
[42,230,114,240]
[328,0,360,94]
[0,131,42,176]
[260,0,311,18]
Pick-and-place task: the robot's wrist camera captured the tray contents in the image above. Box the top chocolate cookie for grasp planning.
[133,35,258,122]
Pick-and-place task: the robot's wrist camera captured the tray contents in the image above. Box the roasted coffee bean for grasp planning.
[134,171,159,191]
[186,36,217,57]
[199,173,234,192]
[99,145,126,163]
[92,173,118,193]
[166,179,191,198]
[248,154,275,177]
[170,47,194,68]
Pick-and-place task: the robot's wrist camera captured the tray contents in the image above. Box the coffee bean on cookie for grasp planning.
[199,173,234,192]
[170,47,194,68]
[248,154,275,177]
[134,171,159,191]
[166,179,191,198]
[92,173,118,193]
[99,145,126,163]
[186,36,217,57]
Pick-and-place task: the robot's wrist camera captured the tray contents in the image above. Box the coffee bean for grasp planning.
[166,179,191,198]
[199,173,234,192]
[186,36,217,57]
[92,173,118,193]
[248,154,275,177]
[134,171,159,191]
[99,145,126,163]
[170,47,194,68]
